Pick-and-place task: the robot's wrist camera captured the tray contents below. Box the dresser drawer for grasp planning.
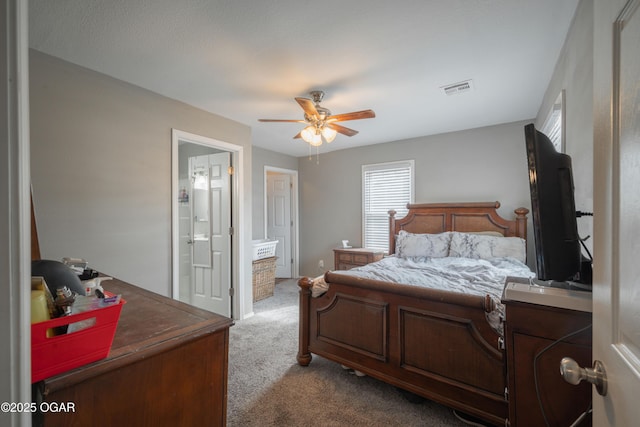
[353,254,369,264]
[338,253,355,263]
[333,248,384,270]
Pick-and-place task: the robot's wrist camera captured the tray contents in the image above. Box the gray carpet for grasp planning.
[227,279,475,426]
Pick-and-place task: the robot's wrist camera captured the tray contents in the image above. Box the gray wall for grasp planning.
[251,146,298,239]
[536,0,594,253]
[297,120,533,277]
[29,51,253,304]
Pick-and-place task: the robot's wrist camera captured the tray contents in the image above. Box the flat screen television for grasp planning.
[524,123,592,288]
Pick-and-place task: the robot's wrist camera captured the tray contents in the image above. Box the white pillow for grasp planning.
[396,230,452,258]
[449,232,526,263]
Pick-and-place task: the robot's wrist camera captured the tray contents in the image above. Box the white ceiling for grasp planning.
[28,0,580,157]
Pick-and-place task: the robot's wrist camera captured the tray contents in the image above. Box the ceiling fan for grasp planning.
[259,90,375,147]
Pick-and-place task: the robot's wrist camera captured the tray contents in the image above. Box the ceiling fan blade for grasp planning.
[295,97,319,119]
[258,119,306,123]
[293,132,302,139]
[327,123,359,137]
[327,109,375,122]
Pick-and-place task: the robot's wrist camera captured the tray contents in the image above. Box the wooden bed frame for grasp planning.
[297,202,528,426]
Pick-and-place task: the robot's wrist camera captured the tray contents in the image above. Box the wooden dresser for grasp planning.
[503,282,592,427]
[333,247,384,270]
[33,277,234,427]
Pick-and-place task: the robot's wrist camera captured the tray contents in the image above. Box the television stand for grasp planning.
[546,280,592,292]
[503,279,592,312]
[502,279,592,426]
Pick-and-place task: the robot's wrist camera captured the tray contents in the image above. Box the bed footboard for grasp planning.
[297,274,508,426]
[297,277,313,366]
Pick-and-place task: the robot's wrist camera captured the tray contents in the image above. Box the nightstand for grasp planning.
[333,247,384,270]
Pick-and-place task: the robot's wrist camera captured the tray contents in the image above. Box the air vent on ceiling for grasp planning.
[442,80,474,96]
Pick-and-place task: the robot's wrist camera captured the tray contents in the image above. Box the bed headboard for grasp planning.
[388,201,528,255]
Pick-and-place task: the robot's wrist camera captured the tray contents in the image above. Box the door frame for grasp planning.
[171,129,245,319]
[2,0,32,418]
[264,166,299,278]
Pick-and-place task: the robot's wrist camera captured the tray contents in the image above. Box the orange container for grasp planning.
[31,296,125,383]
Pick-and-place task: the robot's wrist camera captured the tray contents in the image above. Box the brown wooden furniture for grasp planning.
[298,202,528,426]
[33,277,234,427]
[503,297,592,427]
[333,247,384,270]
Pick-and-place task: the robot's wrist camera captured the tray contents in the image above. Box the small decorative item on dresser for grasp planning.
[333,247,384,270]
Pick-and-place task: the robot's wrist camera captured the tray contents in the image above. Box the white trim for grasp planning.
[171,129,246,320]
[263,166,299,278]
[1,1,31,424]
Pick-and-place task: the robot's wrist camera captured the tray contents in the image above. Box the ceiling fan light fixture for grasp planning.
[300,126,316,143]
[322,126,337,143]
[309,132,322,147]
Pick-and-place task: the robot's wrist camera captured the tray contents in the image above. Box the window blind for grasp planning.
[362,161,414,251]
[542,91,564,152]
[543,105,562,151]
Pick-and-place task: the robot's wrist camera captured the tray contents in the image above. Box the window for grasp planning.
[541,90,565,152]
[362,160,414,251]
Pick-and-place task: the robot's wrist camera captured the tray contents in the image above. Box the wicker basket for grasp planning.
[252,256,277,302]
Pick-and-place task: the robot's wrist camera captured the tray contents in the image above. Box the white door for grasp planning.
[267,172,292,278]
[592,0,640,424]
[189,152,231,316]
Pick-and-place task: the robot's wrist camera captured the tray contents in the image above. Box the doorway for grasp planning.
[264,167,299,278]
[172,129,242,318]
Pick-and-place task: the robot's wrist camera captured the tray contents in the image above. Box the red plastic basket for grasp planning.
[31,296,125,383]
